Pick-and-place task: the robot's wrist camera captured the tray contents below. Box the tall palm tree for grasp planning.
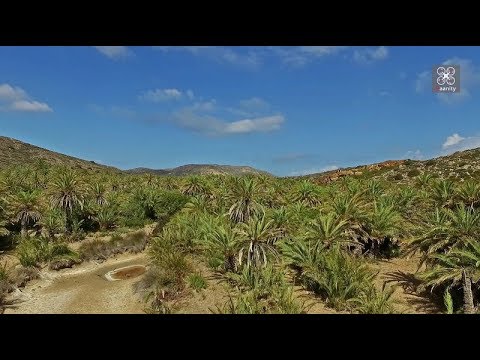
[10,190,42,236]
[228,177,261,224]
[417,239,480,314]
[90,182,108,206]
[50,171,85,234]
[236,212,279,268]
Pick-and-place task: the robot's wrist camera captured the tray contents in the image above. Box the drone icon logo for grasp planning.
[436,66,456,86]
[432,65,460,93]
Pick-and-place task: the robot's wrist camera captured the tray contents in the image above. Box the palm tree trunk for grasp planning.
[21,222,27,237]
[462,270,475,314]
[65,209,72,234]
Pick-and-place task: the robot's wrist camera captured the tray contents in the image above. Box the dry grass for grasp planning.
[79,230,149,261]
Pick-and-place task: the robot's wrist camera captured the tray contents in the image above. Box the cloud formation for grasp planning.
[441,133,480,153]
[94,46,132,59]
[353,46,389,64]
[0,83,52,112]
[140,88,183,102]
[171,110,284,136]
[154,46,261,68]
[154,46,389,68]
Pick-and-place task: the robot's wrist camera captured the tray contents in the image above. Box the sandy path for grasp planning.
[4,252,149,314]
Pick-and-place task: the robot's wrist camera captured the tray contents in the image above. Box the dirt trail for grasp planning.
[373,256,441,314]
[4,252,149,314]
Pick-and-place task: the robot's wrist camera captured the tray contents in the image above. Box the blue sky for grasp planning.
[1,46,479,176]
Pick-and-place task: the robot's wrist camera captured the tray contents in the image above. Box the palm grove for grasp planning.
[1,159,480,314]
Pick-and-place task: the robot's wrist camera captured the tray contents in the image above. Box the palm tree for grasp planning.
[50,171,85,234]
[329,191,366,224]
[292,180,321,207]
[90,182,108,206]
[10,190,42,236]
[183,195,209,217]
[182,176,209,196]
[0,197,9,237]
[271,207,291,242]
[228,177,261,224]
[365,180,384,201]
[358,201,403,256]
[417,239,480,314]
[457,180,480,210]
[94,206,117,231]
[37,208,64,239]
[202,223,239,272]
[415,173,433,189]
[407,205,480,265]
[431,179,456,208]
[305,212,353,249]
[236,212,279,268]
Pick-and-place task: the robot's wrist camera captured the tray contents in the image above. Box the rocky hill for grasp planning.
[127,164,272,177]
[0,136,119,172]
[304,149,480,184]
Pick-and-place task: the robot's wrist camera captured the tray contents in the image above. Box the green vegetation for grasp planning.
[3,141,480,314]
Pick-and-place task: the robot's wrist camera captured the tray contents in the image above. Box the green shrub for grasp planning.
[281,242,377,311]
[17,238,79,268]
[188,272,207,291]
[349,285,396,314]
[407,169,421,178]
[388,173,403,181]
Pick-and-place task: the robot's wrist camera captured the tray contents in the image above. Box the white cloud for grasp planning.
[404,149,424,160]
[140,88,183,102]
[379,90,391,97]
[223,116,283,134]
[415,71,430,93]
[94,46,131,59]
[268,46,349,66]
[290,165,339,176]
[0,84,27,101]
[239,97,270,111]
[443,133,465,149]
[154,46,261,68]
[441,133,480,153]
[171,109,284,136]
[10,100,52,112]
[191,99,216,112]
[353,46,389,64]
[0,83,52,113]
[415,58,480,104]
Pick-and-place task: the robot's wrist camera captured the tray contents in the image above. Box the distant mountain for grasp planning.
[126,164,272,176]
[0,136,119,172]
[301,148,480,184]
